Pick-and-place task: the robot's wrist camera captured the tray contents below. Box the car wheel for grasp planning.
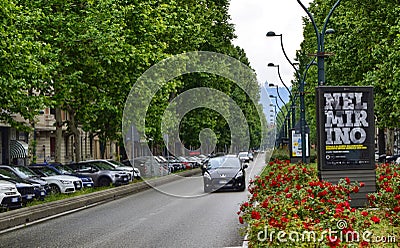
[49,184,61,194]
[98,177,112,187]
[204,184,212,193]
[238,179,246,191]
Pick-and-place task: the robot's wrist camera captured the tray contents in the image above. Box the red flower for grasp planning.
[345,177,351,184]
[318,190,328,197]
[281,216,289,223]
[395,194,400,200]
[262,199,269,208]
[239,216,244,224]
[286,193,292,198]
[251,210,261,220]
[327,235,340,247]
[361,211,368,217]
[393,206,400,213]
[360,241,369,247]
[360,182,365,187]
[296,184,301,190]
[386,187,394,193]
[353,186,359,193]
[371,216,380,224]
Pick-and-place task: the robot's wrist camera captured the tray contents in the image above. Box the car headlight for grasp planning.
[60,180,73,185]
[235,171,243,178]
[203,172,211,180]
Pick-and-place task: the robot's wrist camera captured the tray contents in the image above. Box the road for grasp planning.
[0,153,266,248]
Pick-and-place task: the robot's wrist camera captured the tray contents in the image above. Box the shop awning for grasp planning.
[10,140,28,159]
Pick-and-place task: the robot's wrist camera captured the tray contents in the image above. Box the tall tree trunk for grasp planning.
[55,107,63,163]
[100,140,106,159]
[386,128,395,156]
[69,111,81,162]
[29,121,36,164]
[378,127,386,162]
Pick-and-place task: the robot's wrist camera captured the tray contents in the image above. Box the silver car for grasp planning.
[67,161,130,187]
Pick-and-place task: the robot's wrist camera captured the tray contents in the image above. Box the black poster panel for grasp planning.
[317,86,375,170]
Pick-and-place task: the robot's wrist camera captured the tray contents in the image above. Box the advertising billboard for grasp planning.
[317,86,375,170]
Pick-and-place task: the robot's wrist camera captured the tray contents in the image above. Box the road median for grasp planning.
[0,169,201,232]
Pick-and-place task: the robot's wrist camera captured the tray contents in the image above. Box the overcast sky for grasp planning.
[228,0,312,88]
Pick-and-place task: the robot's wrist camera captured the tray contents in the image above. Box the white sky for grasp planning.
[228,0,312,87]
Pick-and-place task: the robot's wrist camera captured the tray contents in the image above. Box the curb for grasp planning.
[0,169,200,232]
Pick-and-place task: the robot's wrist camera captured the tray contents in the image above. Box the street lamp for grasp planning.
[295,0,341,163]
[297,0,341,85]
[269,95,286,146]
[267,63,295,128]
[266,33,301,83]
[268,83,290,127]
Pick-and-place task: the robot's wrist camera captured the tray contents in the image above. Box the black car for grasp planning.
[201,155,248,193]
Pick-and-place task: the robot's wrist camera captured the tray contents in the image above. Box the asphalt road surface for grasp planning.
[0,153,267,248]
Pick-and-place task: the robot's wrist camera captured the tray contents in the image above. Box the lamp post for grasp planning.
[268,83,291,130]
[266,32,300,127]
[297,0,341,85]
[267,63,295,129]
[269,95,286,147]
[296,0,341,164]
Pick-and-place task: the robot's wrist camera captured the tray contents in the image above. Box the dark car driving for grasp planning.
[202,155,247,193]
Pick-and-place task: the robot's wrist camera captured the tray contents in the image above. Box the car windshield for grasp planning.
[207,157,241,169]
[14,166,38,178]
[238,152,248,158]
[37,167,59,177]
[108,160,125,167]
[0,169,19,180]
[56,165,75,174]
[91,162,115,170]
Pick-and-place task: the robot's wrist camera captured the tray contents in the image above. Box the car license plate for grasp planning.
[27,195,33,199]
[41,191,45,196]
[219,180,227,184]
[11,197,19,203]
[124,178,128,181]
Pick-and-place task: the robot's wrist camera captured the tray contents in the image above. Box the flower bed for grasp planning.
[238,159,400,247]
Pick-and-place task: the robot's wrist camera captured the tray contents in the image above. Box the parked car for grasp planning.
[186,156,202,168]
[27,166,83,194]
[75,159,139,181]
[247,152,254,161]
[177,156,194,169]
[0,179,22,210]
[0,175,35,204]
[0,165,49,199]
[67,161,130,187]
[237,151,250,163]
[30,163,94,188]
[123,156,168,178]
[153,156,173,173]
[105,160,141,180]
[201,155,248,193]
[163,156,185,171]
